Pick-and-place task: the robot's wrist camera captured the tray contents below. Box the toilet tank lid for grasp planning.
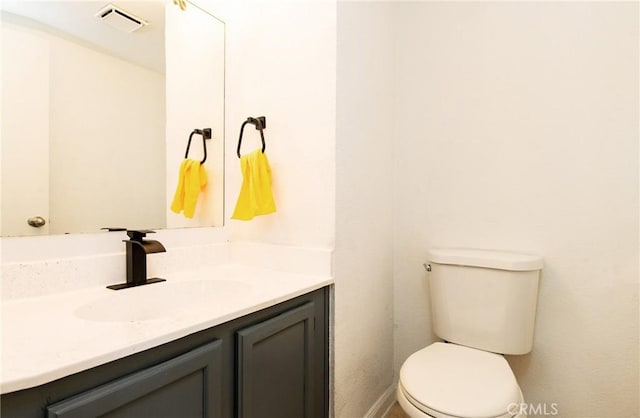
[428,248,543,271]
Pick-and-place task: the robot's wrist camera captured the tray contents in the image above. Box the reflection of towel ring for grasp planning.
[184,128,212,164]
[237,116,266,158]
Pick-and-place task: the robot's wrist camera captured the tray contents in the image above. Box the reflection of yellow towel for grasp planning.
[170,159,208,218]
[232,149,276,220]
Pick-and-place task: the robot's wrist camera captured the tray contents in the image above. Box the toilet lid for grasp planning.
[399,343,521,418]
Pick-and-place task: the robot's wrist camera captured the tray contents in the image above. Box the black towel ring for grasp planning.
[184,128,212,164]
[237,116,266,158]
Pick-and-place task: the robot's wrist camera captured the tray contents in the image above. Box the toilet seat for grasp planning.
[399,342,523,418]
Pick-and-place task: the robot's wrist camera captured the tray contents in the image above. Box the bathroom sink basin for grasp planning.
[75,279,253,322]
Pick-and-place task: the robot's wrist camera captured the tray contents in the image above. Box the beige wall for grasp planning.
[392,2,639,416]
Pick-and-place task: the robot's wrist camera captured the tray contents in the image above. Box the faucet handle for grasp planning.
[126,229,157,241]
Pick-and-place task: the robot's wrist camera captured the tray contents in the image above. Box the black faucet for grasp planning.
[107,230,167,290]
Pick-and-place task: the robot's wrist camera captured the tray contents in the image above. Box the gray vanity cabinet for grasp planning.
[236,302,316,418]
[47,340,223,418]
[1,287,329,418]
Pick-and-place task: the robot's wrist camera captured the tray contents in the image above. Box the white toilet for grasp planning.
[397,248,543,418]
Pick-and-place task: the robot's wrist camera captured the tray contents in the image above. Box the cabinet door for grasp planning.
[46,340,222,418]
[236,302,316,418]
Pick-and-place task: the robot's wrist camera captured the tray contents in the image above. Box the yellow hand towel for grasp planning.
[170,159,208,219]
[232,149,276,220]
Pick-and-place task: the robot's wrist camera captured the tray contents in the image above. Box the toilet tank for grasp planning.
[427,248,543,355]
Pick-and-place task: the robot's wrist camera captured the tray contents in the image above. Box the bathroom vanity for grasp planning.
[1,265,332,418]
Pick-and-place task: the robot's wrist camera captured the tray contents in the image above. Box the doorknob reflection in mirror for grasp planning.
[27,216,46,228]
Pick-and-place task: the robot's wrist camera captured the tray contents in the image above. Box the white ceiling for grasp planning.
[0,0,165,73]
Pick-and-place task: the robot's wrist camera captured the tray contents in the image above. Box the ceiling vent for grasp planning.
[95,4,148,33]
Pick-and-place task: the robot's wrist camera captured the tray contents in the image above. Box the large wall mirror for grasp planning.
[0,0,225,237]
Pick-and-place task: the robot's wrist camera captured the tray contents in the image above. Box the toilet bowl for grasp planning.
[396,249,543,418]
[397,342,525,418]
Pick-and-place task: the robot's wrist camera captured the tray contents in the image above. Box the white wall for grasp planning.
[392,2,639,416]
[335,2,394,416]
[221,0,336,248]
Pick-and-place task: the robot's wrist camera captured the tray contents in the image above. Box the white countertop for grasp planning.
[1,264,333,394]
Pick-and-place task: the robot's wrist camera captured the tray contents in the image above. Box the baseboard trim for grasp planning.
[365,384,397,418]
